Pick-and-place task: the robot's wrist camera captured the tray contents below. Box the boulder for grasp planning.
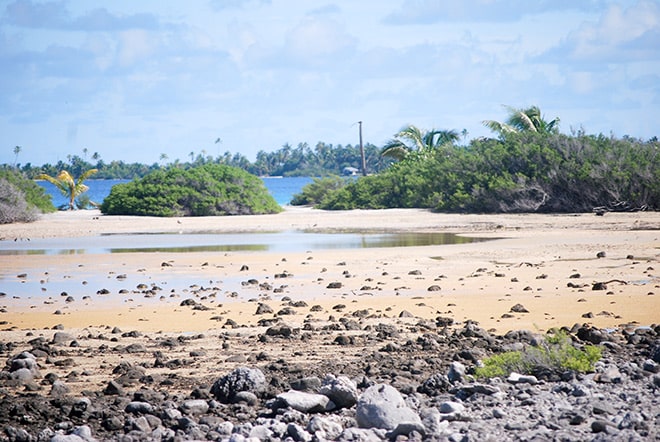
[210,367,267,403]
[356,384,423,432]
[320,374,358,409]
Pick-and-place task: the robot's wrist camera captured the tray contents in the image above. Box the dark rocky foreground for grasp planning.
[1,318,659,442]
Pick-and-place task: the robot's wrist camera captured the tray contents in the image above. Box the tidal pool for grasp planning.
[0,230,492,302]
[0,230,488,255]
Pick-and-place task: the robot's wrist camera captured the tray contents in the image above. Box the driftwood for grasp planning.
[592,279,628,291]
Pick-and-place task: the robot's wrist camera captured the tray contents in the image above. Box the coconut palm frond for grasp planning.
[482,120,516,136]
[381,140,410,161]
[37,169,98,210]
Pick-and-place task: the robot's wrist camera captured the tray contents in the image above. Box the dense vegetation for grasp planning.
[100,164,282,217]
[15,142,389,180]
[7,104,659,216]
[303,132,658,213]
[0,168,55,223]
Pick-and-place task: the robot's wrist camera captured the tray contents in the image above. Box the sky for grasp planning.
[0,0,658,166]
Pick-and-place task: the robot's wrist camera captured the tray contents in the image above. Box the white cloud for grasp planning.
[384,0,606,24]
[540,0,660,63]
[117,29,154,66]
[0,0,657,165]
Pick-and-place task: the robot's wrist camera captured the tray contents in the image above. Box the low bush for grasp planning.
[0,169,55,223]
[100,164,282,217]
[474,330,602,379]
[290,175,347,206]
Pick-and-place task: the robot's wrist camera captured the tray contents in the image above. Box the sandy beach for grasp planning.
[1,207,658,334]
[1,207,660,441]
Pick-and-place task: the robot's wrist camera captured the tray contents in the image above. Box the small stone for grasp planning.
[510,303,529,313]
[439,401,464,414]
[507,372,538,385]
[275,390,335,413]
[591,420,610,433]
[181,399,209,415]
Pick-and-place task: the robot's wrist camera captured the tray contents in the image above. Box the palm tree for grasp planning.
[13,146,21,168]
[37,169,98,210]
[483,105,560,136]
[381,125,459,161]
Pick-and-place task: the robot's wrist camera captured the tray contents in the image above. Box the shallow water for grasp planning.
[0,231,490,302]
[0,230,485,255]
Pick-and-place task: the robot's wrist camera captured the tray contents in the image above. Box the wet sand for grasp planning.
[1,207,659,334]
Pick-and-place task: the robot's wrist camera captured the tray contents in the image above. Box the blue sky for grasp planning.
[1,0,658,166]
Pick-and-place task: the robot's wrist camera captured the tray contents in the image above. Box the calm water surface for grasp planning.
[0,231,486,255]
[0,231,491,301]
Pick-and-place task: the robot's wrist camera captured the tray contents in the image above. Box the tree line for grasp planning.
[3,104,658,218]
[9,142,392,180]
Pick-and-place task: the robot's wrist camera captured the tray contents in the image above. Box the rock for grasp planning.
[356,384,423,431]
[287,423,313,442]
[507,372,539,385]
[595,365,622,383]
[447,361,466,384]
[339,428,386,442]
[49,380,70,396]
[10,352,40,377]
[51,332,75,344]
[265,324,294,337]
[232,391,259,406]
[571,384,590,397]
[103,380,125,396]
[10,368,35,384]
[307,416,344,440]
[290,376,322,392]
[510,303,529,313]
[181,399,209,415]
[576,325,605,344]
[418,373,451,396]
[319,374,359,409]
[592,401,616,415]
[591,419,612,433]
[210,367,267,403]
[274,390,335,413]
[125,401,155,415]
[456,383,501,398]
[439,401,465,415]
[255,303,274,314]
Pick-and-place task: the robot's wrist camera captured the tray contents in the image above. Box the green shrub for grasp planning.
[290,175,347,206]
[474,351,528,379]
[318,133,659,212]
[474,330,602,379]
[0,169,55,223]
[101,164,282,217]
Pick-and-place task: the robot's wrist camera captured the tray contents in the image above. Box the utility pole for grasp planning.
[358,121,367,176]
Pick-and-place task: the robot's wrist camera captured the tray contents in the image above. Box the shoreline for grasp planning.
[1,207,659,334]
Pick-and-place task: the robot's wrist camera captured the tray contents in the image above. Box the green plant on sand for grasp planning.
[474,329,602,379]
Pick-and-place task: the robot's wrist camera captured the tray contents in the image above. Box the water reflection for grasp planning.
[0,230,489,255]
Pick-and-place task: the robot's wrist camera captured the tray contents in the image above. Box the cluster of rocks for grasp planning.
[1,320,659,441]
